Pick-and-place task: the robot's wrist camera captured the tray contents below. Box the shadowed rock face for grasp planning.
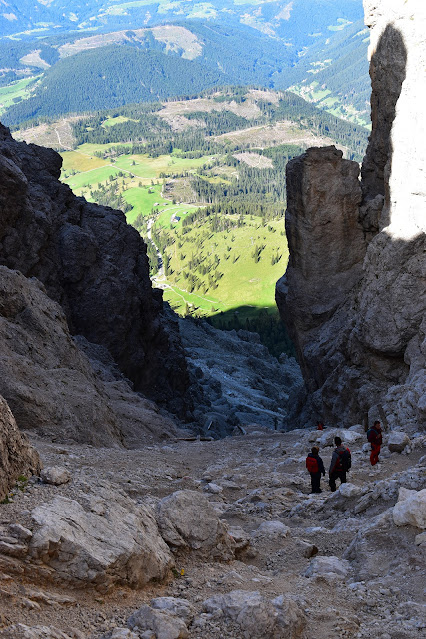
[0,395,41,501]
[276,1,426,431]
[0,124,190,416]
[0,266,179,446]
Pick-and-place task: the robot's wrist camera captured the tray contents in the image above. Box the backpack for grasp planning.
[339,448,352,471]
[367,428,375,443]
[306,455,319,473]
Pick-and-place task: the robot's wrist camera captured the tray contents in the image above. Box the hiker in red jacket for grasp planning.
[328,436,351,492]
[306,446,326,493]
[367,420,383,466]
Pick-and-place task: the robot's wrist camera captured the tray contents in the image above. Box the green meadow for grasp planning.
[0,76,39,115]
[58,136,290,354]
[161,216,288,316]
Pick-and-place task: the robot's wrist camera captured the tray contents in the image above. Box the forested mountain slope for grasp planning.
[2,46,227,126]
[0,1,369,126]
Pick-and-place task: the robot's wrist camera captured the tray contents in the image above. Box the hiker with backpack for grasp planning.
[328,436,351,492]
[367,420,383,466]
[306,446,326,493]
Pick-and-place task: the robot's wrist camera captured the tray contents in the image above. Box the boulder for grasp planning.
[150,598,195,624]
[29,489,174,590]
[0,626,75,639]
[388,431,411,453]
[107,631,140,639]
[317,428,361,447]
[348,424,364,433]
[227,526,250,552]
[204,482,223,495]
[156,490,235,560]
[393,487,426,528]
[0,394,41,501]
[415,532,426,546]
[305,556,349,580]
[338,483,364,498]
[202,590,306,639]
[40,467,71,486]
[344,510,419,580]
[127,604,189,639]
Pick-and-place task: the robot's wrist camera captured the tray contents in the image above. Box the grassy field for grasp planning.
[0,76,39,115]
[124,184,170,224]
[63,165,121,192]
[61,150,109,173]
[58,140,288,334]
[160,215,288,316]
[102,116,134,127]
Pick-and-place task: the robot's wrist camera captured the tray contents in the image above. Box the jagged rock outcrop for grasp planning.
[276,0,426,431]
[0,124,189,416]
[0,266,179,445]
[0,394,41,501]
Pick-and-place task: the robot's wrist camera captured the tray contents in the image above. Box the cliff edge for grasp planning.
[0,124,190,418]
[276,0,426,431]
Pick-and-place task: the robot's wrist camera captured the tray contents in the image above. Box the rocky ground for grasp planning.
[0,425,424,639]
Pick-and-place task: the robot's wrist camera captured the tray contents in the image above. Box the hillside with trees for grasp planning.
[2,47,227,127]
[0,1,369,127]
[11,87,369,357]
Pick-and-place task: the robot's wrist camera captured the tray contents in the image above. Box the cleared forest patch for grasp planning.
[14,116,80,150]
[233,152,274,168]
[216,120,346,152]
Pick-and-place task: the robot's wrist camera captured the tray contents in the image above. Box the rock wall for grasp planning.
[0,394,41,501]
[276,0,426,431]
[0,266,179,446]
[0,124,190,416]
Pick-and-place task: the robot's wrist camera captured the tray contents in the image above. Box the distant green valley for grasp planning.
[12,87,368,357]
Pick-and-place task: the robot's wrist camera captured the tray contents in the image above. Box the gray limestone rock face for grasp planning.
[276,1,426,432]
[0,124,190,417]
[179,317,304,435]
[0,394,41,501]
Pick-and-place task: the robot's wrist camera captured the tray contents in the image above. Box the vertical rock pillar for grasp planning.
[276,146,365,389]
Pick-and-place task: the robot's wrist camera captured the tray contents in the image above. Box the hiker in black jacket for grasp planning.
[306,446,326,493]
[328,436,351,492]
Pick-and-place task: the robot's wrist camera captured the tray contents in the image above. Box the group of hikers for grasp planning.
[306,420,383,493]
